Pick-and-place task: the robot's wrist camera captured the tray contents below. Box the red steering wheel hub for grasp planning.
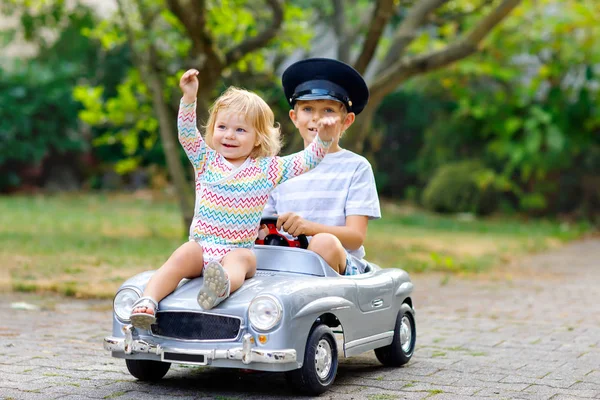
[255,217,309,249]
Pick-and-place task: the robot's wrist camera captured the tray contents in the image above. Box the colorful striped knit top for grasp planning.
[178,99,331,262]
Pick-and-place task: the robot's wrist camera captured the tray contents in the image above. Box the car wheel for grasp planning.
[374,303,416,367]
[285,324,338,395]
[125,359,171,381]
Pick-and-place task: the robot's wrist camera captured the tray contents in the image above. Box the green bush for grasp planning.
[0,61,87,190]
[0,4,132,191]
[421,161,498,216]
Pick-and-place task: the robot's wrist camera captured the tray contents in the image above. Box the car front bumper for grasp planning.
[104,325,296,366]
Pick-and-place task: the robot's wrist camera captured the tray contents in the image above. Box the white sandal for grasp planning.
[198,261,231,310]
[130,296,158,330]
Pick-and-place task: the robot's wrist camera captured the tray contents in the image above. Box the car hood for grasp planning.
[143,271,335,316]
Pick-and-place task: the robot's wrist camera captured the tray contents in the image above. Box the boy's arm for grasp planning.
[178,99,207,169]
[278,213,368,251]
[265,135,331,186]
[277,159,380,250]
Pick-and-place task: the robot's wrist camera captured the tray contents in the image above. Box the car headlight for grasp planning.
[113,287,141,322]
[249,295,282,331]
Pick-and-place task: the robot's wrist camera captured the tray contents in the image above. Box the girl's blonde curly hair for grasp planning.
[204,87,282,158]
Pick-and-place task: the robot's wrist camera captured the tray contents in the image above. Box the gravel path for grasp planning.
[1,239,599,400]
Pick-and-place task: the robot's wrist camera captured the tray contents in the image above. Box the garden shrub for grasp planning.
[421,160,498,216]
[0,61,87,191]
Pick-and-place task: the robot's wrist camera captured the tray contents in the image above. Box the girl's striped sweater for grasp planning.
[178,99,331,262]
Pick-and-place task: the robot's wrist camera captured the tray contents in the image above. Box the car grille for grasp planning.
[151,311,241,341]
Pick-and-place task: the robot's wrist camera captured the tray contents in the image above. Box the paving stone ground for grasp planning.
[1,238,599,400]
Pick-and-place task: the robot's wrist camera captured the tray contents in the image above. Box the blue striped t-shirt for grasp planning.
[263,149,381,259]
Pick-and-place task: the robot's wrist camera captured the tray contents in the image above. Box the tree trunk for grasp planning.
[344,91,385,154]
[147,70,194,231]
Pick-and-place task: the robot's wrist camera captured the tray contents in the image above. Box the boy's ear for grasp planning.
[289,109,298,126]
[343,112,356,130]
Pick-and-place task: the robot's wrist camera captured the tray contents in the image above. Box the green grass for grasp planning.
[366,202,592,273]
[1,193,183,298]
[0,193,593,298]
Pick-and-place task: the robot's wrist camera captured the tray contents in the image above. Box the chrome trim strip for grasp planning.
[344,331,394,350]
[104,331,296,365]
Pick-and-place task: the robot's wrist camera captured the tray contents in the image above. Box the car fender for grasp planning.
[294,296,355,319]
[394,281,414,299]
[284,296,355,364]
[402,301,415,313]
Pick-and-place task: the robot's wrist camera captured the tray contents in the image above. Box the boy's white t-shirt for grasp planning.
[263,149,381,259]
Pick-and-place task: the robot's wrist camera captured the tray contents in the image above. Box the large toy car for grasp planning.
[104,218,416,395]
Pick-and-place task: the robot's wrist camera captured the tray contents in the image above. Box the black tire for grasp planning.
[285,324,338,395]
[374,303,416,367]
[125,359,171,381]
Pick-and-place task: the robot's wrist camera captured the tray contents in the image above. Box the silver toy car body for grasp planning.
[104,245,416,395]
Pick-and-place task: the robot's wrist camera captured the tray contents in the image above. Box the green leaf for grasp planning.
[525,129,542,153]
[504,117,522,136]
[546,125,565,152]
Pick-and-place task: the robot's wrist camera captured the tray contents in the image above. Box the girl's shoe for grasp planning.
[198,261,231,310]
[130,296,158,330]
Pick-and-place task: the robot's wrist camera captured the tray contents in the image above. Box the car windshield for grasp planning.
[254,245,328,276]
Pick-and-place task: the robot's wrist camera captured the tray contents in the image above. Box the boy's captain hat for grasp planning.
[282,58,369,115]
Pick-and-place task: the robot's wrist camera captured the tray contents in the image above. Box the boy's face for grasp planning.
[290,99,355,148]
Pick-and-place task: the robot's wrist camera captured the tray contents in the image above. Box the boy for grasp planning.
[263,58,381,275]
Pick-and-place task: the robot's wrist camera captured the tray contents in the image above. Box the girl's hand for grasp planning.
[180,69,199,102]
[257,224,269,240]
[317,116,341,142]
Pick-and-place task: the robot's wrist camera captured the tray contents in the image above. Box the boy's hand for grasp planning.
[277,212,315,237]
[180,69,199,103]
[317,116,341,142]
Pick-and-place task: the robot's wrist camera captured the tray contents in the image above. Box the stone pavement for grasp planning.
[1,239,599,400]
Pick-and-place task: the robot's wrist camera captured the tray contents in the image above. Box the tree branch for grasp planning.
[429,0,496,26]
[378,0,450,73]
[165,0,217,67]
[115,0,145,67]
[371,0,522,102]
[224,0,284,66]
[331,0,350,63]
[353,0,396,75]
[336,2,376,64]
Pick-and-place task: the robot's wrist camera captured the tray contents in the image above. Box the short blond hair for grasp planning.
[204,87,281,158]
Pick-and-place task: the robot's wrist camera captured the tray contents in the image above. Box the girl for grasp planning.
[129,69,338,329]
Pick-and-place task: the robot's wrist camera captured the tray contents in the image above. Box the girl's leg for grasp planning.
[197,248,256,310]
[133,241,204,316]
[221,248,257,292]
[307,233,347,274]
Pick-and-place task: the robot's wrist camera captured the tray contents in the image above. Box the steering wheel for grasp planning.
[255,216,309,249]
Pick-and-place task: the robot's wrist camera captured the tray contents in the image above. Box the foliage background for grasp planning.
[0,0,598,223]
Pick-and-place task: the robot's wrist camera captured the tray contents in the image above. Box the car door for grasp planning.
[353,273,395,339]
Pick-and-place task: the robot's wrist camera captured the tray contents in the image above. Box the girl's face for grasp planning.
[211,109,258,167]
[289,99,354,149]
